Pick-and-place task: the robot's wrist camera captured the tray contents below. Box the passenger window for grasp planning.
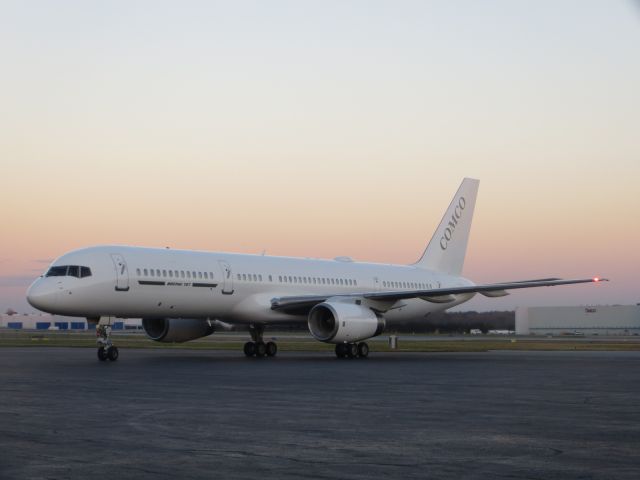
[144,269,148,276]
[204,272,208,279]
[259,274,263,281]
[354,279,357,286]
[136,268,141,276]
[163,270,167,277]
[150,270,155,277]
[155,269,160,277]
[187,271,191,279]
[279,275,282,282]
[169,271,173,278]
[268,275,272,282]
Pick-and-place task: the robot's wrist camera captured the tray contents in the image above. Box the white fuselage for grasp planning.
[26,245,475,325]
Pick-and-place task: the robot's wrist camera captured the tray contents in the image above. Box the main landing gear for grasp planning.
[96,323,119,362]
[243,324,278,358]
[335,342,369,359]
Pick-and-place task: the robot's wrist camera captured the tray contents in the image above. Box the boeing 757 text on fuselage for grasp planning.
[26,178,606,361]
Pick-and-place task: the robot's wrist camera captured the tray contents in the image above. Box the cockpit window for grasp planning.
[45,265,92,278]
[46,266,68,277]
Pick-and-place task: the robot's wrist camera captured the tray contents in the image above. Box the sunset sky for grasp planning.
[1,0,638,312]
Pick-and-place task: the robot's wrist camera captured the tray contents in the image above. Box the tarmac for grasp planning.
[1,347,639,479]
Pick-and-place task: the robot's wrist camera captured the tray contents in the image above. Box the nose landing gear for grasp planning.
[96,323,119,362]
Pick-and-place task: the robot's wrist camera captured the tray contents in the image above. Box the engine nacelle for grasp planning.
[142,318,215,343]
[308,301,385,344]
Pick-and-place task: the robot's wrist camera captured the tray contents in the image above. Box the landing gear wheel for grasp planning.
[96,323,117,362]
[244,341,256,357]
[357,342,369,358]
[255,342,267,357]
[335,343,347,358]
[266,341,278,357]
[97,347,107,362]
[346,343,358,358]
[107,346,119,361]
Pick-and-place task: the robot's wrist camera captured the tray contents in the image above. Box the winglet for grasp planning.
[413,178,479,275]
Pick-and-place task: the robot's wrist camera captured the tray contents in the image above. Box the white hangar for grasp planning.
[516,305,640,336]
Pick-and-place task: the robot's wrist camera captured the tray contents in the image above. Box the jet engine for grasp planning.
[142,318,215,343]
[308,301,385,344]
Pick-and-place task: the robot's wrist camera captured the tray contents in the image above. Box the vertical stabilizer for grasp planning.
[413,178,479,275]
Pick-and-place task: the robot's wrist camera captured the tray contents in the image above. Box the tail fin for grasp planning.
[413,178,479,275]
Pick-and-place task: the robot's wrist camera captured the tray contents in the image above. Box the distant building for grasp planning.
[0,314,141,331]
[516,305,640,336]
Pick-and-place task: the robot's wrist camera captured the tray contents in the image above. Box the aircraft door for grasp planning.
[218,260,234,295]
[111,253,130,292]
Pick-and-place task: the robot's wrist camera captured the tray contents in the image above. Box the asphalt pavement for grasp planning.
[1,347,639,479]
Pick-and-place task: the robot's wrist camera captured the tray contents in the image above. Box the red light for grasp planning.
[593,277,600,282]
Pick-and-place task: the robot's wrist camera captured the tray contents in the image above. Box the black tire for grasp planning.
[243,341,256,357]
[266,341,278,357]
[357,342,369,358]
[347,343,358,358]
[97,347,107,362]
[107,346,119,361]
[255,341,267,357]
[335,343,347,358]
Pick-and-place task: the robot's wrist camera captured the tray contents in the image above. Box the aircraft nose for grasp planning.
[26,279,58,312]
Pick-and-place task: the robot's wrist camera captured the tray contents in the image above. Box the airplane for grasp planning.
[26,178,606,361]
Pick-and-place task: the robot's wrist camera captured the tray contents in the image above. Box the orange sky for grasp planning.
[1,1,638,311]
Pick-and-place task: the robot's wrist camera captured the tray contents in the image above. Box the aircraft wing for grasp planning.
[270,277,607,314]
